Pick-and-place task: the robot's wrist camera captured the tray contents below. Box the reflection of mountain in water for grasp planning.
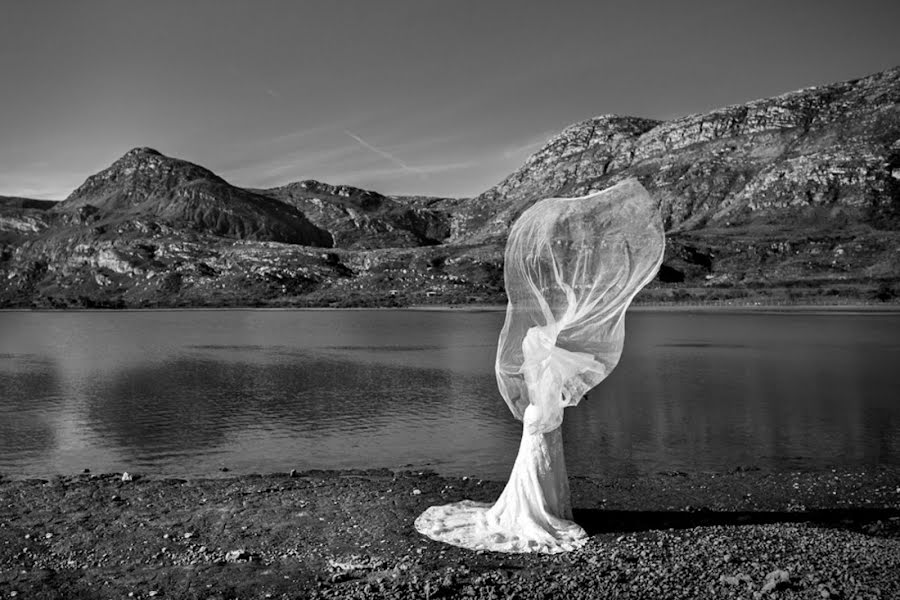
[565,317,900,475]
[0,356,60,460]
[1,310,898,477]
[82,354,499,462]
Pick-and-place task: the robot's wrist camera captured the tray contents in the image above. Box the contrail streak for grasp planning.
[344,130,420,174]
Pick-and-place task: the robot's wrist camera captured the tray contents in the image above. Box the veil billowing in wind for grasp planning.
[415,178,665,553]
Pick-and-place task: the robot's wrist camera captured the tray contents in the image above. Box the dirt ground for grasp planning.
[2,467,899,599]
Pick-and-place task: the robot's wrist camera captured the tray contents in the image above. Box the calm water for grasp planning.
[1,309,898,479]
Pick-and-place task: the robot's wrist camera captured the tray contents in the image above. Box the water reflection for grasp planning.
[0,356,60,458]
[0,309,898,478]
[563,312,900,475]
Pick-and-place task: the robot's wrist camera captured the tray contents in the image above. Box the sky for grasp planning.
[1,1,898,200]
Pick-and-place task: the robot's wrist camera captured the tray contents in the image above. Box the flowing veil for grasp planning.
[415,178,665,553]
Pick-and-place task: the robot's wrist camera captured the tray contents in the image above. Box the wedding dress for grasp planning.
[415,178,665,553]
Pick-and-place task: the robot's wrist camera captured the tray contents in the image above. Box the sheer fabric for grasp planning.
[415,179,665,553]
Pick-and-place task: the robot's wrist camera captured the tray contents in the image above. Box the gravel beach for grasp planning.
[2,467,899,599]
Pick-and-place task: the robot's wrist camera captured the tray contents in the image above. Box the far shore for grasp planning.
[410,302,900,313]
[2,301,900,313]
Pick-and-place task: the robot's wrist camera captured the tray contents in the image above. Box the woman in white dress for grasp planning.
[415,178,665,553]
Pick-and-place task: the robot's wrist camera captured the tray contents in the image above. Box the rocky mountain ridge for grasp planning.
[455,67,900,242]
[1,66,898,308]
[253,180,459,249]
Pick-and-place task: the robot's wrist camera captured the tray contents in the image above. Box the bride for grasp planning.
[415,178,665,553]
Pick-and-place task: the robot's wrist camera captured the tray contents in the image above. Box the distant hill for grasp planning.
[253,180,458,249]
[0,196,54,237]
[55,147,333,247]
[0,196,56,210]
[0,67,897,308]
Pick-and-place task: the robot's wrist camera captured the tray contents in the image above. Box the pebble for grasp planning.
[761,569,791,593]
[122,472,133,482]
[225,549,255,562]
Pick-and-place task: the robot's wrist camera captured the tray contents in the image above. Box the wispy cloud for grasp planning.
[249,155,477,190]
[256,123,342,147]
[224,142,367,183]
[220,125,479,190]
[331,160,475,180]
[242,113,376,150]
[344,130,420,175]
[308,159,478,195]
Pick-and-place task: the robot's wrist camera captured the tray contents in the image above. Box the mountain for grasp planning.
[0,67,898,308]
[442,67,900,297]
[253,180,459,249]
[55,147,333,247]
[0,150,469,308]
[455,67,900,241]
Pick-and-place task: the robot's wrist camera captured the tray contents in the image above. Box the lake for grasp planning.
[1,308,898,480]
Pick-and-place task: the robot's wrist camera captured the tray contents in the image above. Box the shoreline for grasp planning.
[2,302,899,314]
[2,467,898,599]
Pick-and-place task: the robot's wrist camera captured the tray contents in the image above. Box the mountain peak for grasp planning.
[58,148,215,211]
[54,148,332,246]
[112,147,178,170]
[123,147,163,158]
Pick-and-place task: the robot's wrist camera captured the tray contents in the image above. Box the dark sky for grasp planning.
[1,1,898,200]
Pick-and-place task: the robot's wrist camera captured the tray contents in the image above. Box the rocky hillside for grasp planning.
[0,197,54,236]
[55,147,333,246]
[0,150,481,309]
[1,67,898,308]
[455,67,900,241]
[254,180,459,249]
[444,66,900,301]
